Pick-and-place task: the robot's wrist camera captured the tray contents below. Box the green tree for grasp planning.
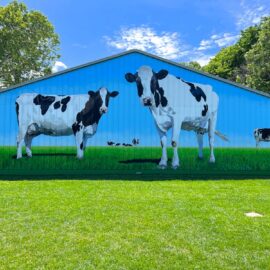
[203,25,259,83]
[245,17,270,92]
[203,45,241,80]
[0,1,60,88]
[180,61,202,70]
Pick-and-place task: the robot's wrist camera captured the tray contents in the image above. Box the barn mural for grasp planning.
[0,50,269,176]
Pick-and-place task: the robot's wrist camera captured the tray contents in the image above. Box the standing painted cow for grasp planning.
[125,66,228,169]
[16,87,119,159]
[254,128,270,147]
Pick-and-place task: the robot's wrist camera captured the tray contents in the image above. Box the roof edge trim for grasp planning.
[0,49,269,98]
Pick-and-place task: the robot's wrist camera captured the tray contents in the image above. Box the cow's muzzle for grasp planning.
[99,107,108,114]
[142,97,152,106]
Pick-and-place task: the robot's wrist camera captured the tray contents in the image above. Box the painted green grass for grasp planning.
[0,146,270,176]
[1,180,270,269]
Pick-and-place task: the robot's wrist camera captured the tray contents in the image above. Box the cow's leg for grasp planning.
[157,128,168,169]
[196,132,204,159]
[16,125,27,159]
[75,130,84,159]
[171,119,182,169]
[83,136,88,150]
[24,134,34,158]
[208,112,217,163]
[256,139,260,148]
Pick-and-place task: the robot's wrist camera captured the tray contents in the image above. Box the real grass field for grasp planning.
[0,146,270,178]
[1,180,270,269]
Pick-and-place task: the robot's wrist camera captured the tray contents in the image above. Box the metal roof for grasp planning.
[1,49,269,98]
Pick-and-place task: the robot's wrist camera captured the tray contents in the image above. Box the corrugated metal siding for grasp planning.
[0,51,269,176]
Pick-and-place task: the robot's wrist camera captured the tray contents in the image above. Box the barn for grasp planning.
[0,49,269,177]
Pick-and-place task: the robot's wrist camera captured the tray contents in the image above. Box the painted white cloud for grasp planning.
[52,61,68,73]
[236,0,270,29]
[105,26,188,60]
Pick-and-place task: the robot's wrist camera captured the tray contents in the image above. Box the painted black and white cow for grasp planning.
[107,141,115,146]
[254,128,270,147]
[15,87,119,159]
[125,66,228,169]
[132,138,140,146]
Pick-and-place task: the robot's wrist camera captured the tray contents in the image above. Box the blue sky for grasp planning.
[1,0,270,71]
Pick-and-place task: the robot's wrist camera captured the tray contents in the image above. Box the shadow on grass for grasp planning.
[120,158,164,164]
[1,171,270,181]
[11,153,76,159]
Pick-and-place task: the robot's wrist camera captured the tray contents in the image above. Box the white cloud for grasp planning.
[191,53,214,66]
[198,33,240,51]
[105,26,188,60]
[52,61,68,73]
[236,0,270,29]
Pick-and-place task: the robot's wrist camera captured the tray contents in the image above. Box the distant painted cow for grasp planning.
[125,66,228,169]
[16,87,119,159]
[132,138,140,146]
[254,128,270,147]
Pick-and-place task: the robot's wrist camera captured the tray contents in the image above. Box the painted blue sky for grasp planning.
[1,0,270,71]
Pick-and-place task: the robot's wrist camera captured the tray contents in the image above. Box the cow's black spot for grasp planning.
[258,128,270,140]
[72,91,106,135]
[80,142,83,150]
[15,102,19,123]
[136,77,143,97]
[177,77,207,103]
[54,101,61,109]
[72,122,82,135]
[60,96,71,112]
[172,141,177,147]
[202,104,208,116]
[185,81,206,102]
[150,75,168,107]
[33,94,55,115]
[154,91,160,107]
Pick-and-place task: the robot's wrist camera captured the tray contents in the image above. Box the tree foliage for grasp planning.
[245,17,270,92]
[0,1,60,88]
[202,16,270,93]
[180,61,202,71]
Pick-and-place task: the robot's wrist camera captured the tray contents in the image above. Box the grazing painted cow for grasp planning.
[107,141,115,146]
[125,66,228,169]
[132,138,140,146]
[254,128,270,147]
[16,87,119,159]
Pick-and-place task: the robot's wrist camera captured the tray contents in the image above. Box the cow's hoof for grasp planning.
[16,156,22,160]
[157,164,167,170]
[26,154,32,158]
[172,165,179,170]
[76,156,83,160]
[209,158,215,163]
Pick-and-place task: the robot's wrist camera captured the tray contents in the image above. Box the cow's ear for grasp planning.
[88,91,95,97]
[156,69,168,80]
[125,73,136,83]
[110,91,119,98]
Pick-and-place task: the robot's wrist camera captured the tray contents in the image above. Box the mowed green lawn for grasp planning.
[0,146,270,177]
[0,180,270,269]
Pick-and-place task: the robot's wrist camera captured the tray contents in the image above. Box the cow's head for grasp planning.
[125,66,168,107]
[88,87,119,115]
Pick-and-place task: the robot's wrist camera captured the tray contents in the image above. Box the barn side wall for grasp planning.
[0,52,269,177]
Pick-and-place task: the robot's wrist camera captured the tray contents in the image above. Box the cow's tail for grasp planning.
[215,130,229,142]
